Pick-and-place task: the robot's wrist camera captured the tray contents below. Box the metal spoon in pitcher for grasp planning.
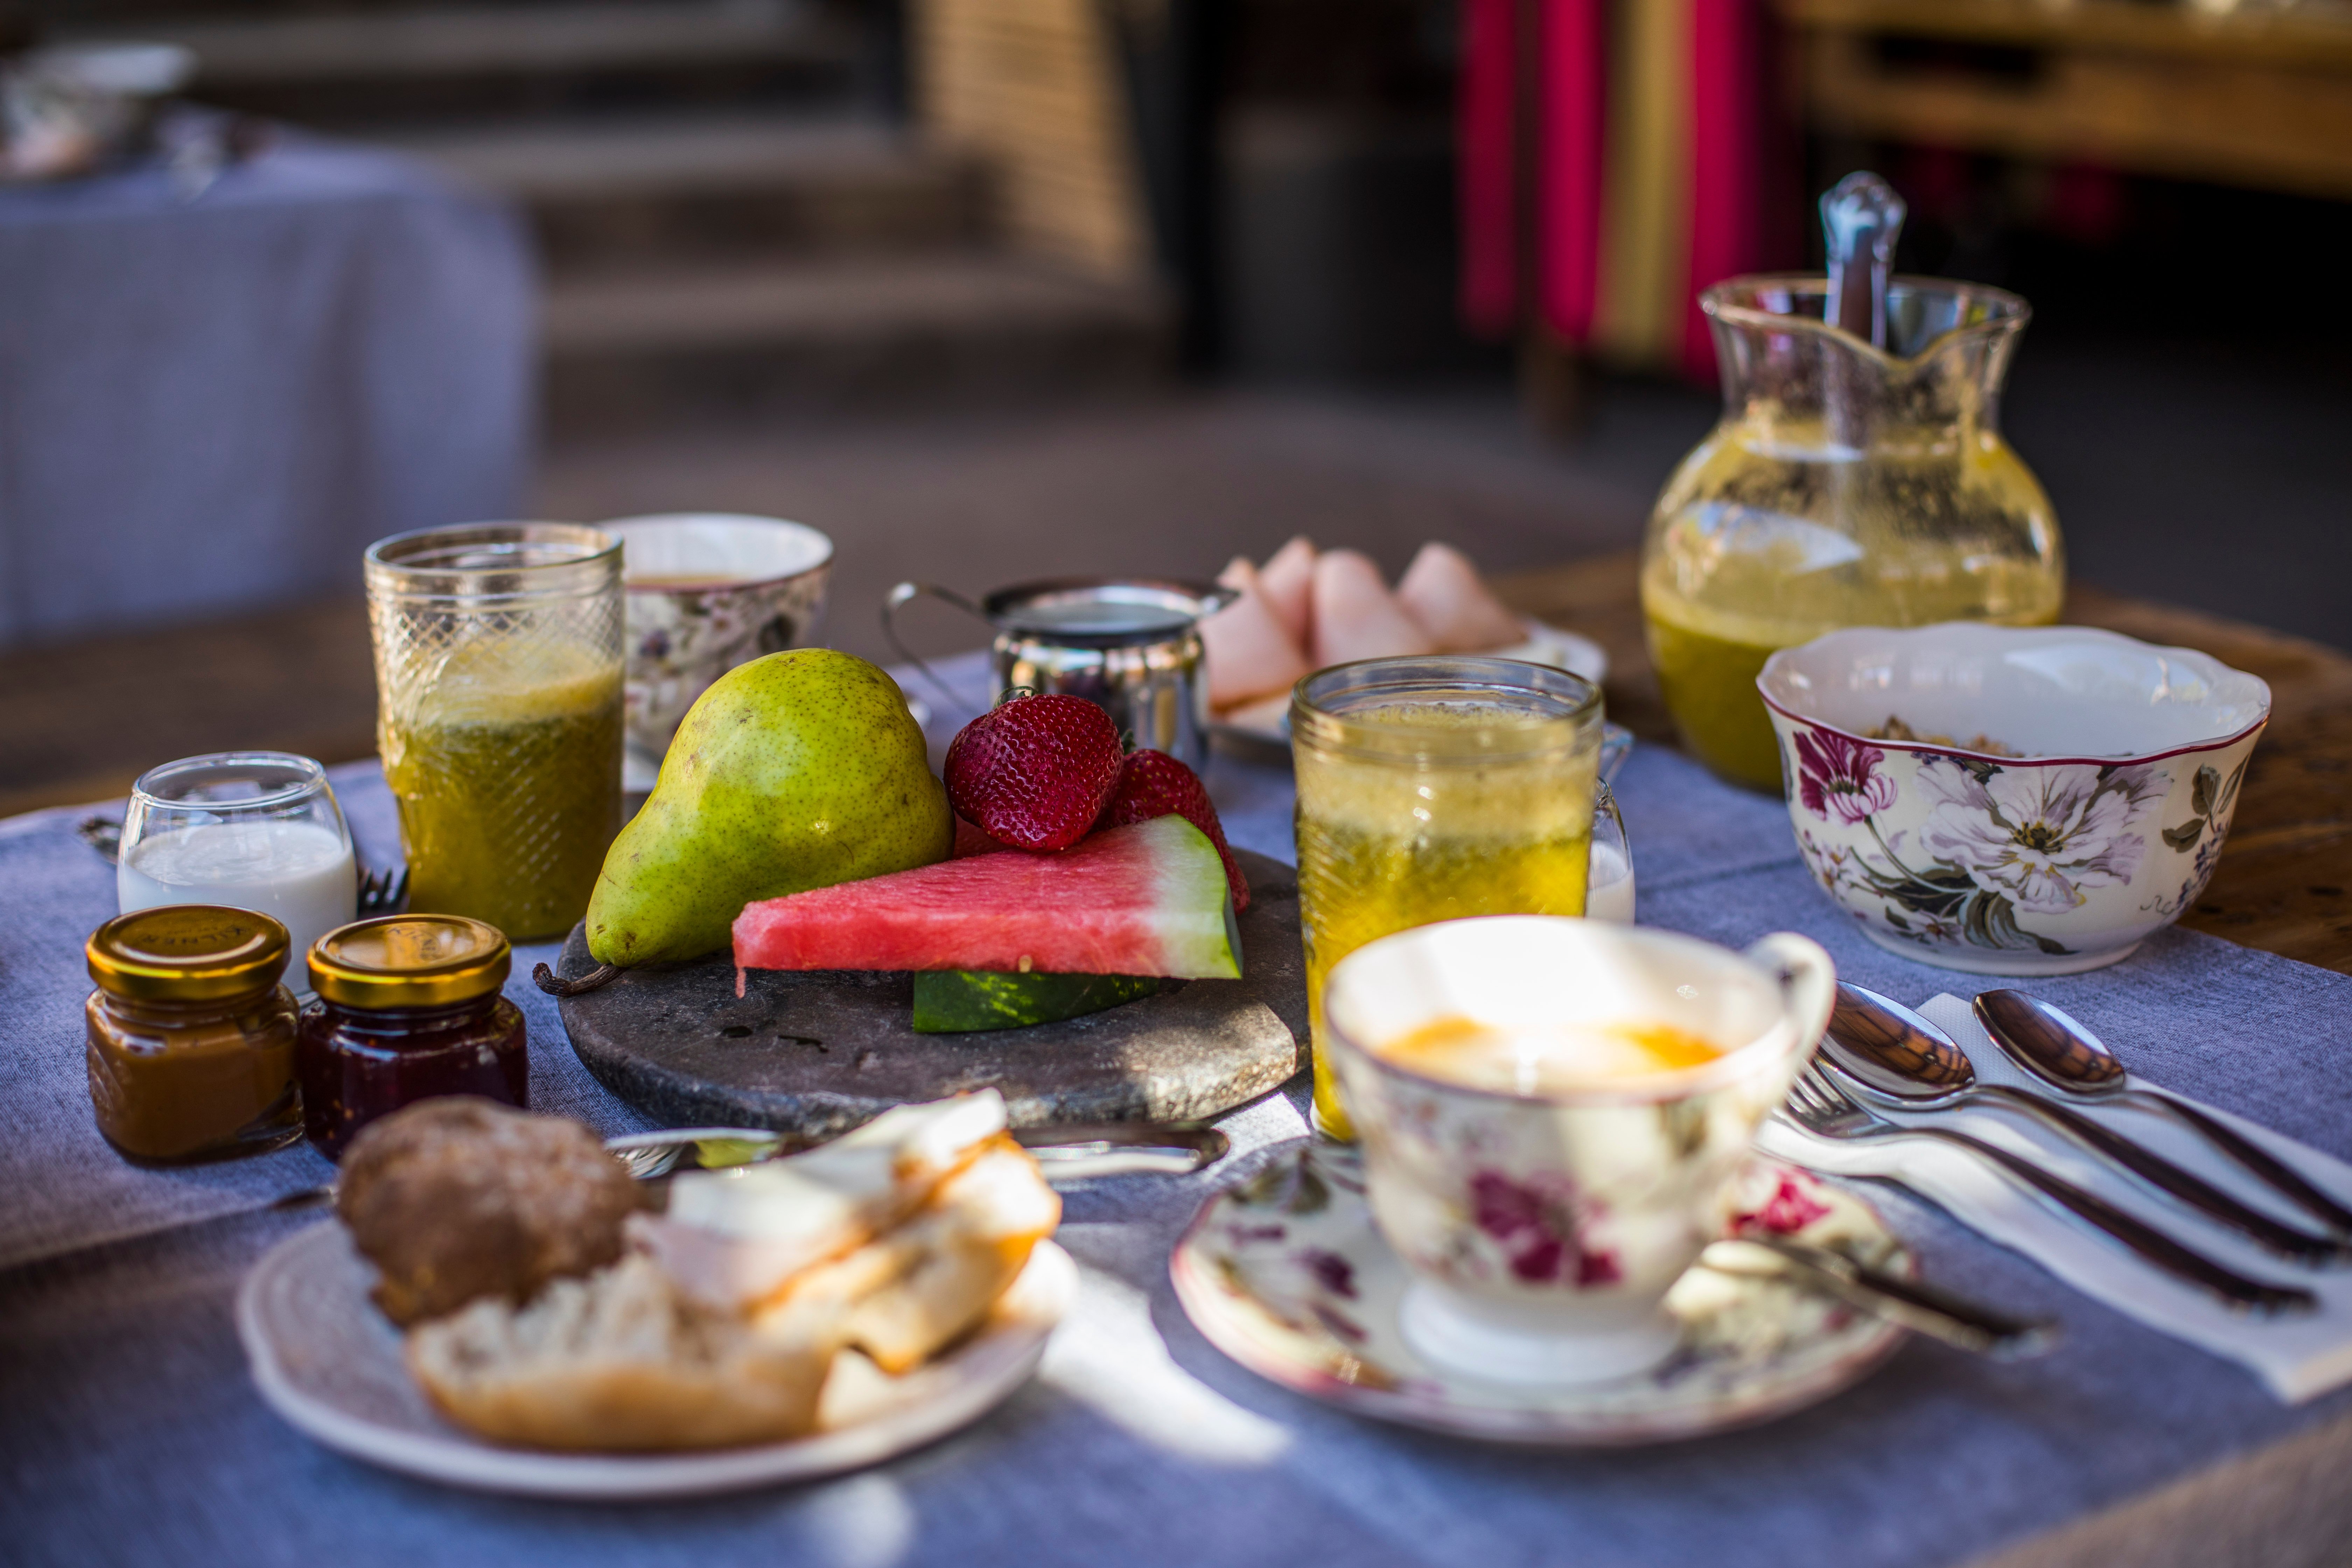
[1975,990,2352,1238]
[1823,985,2348,1265]
[1822,170,1905,349]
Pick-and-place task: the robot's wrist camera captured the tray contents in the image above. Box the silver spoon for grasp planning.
[604,1127,783,1180]
[1975,990,2352,1237]
[1700,1234,2059,1360]
[1822,169,1906,348]
[1825,985,2347,1265]
[278,1120,1232,1206]
[1785,1061,2314,1315]
[611,1123,1232,1183]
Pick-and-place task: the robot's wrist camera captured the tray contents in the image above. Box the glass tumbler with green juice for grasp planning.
[1292,657,1603,1139]
[1642,174,2063,791]
[364,524,625,943]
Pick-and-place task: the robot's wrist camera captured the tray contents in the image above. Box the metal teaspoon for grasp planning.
[1825,985,2348,1265]
[272,1120,1232,1208]
[1975,990,2352,1237]
[1701,1234,2059,1360]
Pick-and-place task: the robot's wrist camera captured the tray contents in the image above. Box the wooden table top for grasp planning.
[1498,550,2352,977]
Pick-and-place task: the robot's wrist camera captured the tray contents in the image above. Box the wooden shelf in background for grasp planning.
[1779,0,2352,203]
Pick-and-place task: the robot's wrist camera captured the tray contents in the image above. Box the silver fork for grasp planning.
[1782,1062,2315,1316]
[357,865,408,917]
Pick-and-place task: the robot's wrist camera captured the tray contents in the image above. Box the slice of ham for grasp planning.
[1396,542,1525,652]
[1201,577,1312,709]
[1312,549,1435,667]
[1256,536,1317,649]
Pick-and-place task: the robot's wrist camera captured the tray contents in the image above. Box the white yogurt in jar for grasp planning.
[118,818,358,973]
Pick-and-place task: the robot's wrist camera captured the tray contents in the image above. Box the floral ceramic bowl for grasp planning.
[605,514,833,788]
[1759,624,2271,975]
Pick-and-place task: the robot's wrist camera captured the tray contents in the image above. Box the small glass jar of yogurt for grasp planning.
[116,752,358,979]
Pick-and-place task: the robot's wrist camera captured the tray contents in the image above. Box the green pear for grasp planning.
[587,649,951,965]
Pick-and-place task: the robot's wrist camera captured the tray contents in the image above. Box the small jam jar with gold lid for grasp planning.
[86,905,303,1164]
[296,915,528,1160]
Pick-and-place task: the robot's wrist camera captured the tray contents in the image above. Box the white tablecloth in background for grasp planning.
[0,137,534,648]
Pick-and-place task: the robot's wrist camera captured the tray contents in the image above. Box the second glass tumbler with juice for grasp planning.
[365,525,625,943]
[1293,657,1603,1139]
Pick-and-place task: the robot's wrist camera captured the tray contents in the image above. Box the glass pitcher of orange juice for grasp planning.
[1641,179,2063,790]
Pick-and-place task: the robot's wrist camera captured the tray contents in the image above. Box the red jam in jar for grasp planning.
[296,914,527,1160]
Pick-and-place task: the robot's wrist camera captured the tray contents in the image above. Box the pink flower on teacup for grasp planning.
[1468,1171,1621,1288]
[1917,758,2163,915]
[1731,1171,1831,1236]
[1794,729,1896,825]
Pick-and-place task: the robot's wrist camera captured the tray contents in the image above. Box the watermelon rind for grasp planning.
[911,971,1168,1033]
[1150,816,1245,980]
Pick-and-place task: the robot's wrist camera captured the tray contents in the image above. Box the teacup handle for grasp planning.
[1744,933,1837,1054]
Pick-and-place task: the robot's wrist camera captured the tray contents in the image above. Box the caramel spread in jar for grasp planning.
[85,905,302,1164]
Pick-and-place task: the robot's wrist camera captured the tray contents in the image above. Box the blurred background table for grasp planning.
[0,136,534,650]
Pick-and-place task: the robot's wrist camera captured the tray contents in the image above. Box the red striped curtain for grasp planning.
[1459,0,1777,382]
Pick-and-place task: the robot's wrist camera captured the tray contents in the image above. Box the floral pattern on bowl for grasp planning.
[626,568,831,755]
[1168,1143,1908,1446]
[1761,624,2270,975]
[607,514,834,783]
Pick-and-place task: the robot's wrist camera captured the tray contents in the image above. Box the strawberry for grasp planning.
[1100,749,1251,911]
[951,815,1014,858]
[943,693,1125,852]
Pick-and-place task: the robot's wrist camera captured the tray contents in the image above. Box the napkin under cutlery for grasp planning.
[1760,993,2352,1402]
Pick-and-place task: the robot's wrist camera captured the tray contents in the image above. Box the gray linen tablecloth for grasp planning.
[7,655,2352,1567]
[0,138,534,649]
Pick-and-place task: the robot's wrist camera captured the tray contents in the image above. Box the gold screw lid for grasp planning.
[309,915,511,1010]
[88,906,292,1002]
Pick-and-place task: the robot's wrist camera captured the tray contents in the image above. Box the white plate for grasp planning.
[1172,1145,1905,1446]
[1209,617,1611,757]
[238,1224,1075,1498]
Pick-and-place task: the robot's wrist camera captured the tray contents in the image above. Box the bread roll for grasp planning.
[406,1255,835,1451]
[757,1140,1061,1373]
[641,1091,1009,1314]
[338,1099,642,1327]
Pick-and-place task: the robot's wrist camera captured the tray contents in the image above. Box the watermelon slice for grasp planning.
[734,816,1242,979]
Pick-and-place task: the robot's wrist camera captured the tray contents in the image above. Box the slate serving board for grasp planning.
[555,849,1307,1144]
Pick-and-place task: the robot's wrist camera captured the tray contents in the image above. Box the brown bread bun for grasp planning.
[337,1098,642,1327]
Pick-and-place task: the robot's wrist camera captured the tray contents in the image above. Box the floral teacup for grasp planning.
[1322,917,1835,1385]
[605,514,834,789]
[1760,623,2271,975]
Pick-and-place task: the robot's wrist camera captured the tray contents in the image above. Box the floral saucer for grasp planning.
[1171,1145,1908,1445]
